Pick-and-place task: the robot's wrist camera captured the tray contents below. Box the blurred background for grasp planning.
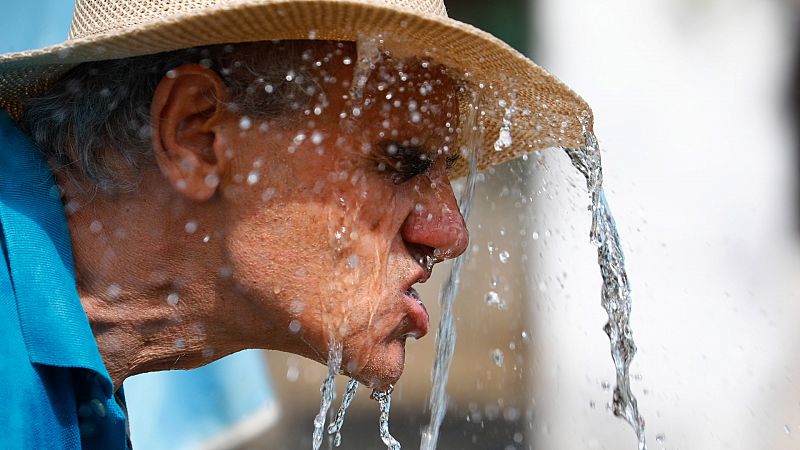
[4,0,800,448]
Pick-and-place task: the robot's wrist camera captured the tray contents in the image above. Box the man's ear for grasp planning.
[151,64,228,201]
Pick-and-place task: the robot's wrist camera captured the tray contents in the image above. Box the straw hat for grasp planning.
[0,0,592,178]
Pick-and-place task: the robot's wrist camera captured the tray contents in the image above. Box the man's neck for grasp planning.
[60,174,241,390]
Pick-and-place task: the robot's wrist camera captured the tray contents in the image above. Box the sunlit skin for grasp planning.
[66,42,468,391]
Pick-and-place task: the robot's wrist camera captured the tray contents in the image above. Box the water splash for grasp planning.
[563,117,647,450]
[493,98,514,152]
[420,94,481,450]
[312,343,342,450]
[327,378,359,447]
[373,387,401,450]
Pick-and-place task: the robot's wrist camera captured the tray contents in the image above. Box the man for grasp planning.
[0,0,590,448]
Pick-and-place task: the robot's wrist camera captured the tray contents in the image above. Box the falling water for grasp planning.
[419,94,481,450]
[327,378,359,447]
[373,387,401,450]
[351,34,383,101]
[563,118,647,450]
[312,343,343,450]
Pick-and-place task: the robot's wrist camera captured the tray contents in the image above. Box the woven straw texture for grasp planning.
[0,0,591,178]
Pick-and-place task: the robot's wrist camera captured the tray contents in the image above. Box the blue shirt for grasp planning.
[0,110,131,449]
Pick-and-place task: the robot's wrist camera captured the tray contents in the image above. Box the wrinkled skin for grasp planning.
[69,42,468,390]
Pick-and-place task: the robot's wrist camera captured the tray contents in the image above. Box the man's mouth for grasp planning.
[402,286,429,339]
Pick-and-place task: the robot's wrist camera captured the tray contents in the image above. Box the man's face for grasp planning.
[214,44,467,388]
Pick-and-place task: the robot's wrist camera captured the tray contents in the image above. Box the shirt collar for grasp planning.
[0,110,113,396]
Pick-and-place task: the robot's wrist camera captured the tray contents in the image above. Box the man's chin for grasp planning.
[345,338,407,391]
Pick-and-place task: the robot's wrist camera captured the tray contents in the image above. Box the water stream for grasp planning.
[327,378,359,447]
[312,343,343,450]
[563,118,647,450]
[419,94,482,450]
[373,387,402,450]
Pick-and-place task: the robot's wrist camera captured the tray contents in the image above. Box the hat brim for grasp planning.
[0,0,592,179]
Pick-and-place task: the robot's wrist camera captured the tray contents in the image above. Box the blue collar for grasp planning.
[0,110,113,396]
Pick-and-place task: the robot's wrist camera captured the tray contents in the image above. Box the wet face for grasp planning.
[154,43,468,389]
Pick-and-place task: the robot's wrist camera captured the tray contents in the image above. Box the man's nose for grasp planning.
[400,171,469,261]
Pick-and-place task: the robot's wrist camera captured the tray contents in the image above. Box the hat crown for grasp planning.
[69,0,448,39]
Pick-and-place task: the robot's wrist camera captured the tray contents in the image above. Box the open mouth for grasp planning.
[402,286,429,339]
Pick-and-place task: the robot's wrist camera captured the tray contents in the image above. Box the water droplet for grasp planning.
[175,338,185,349]
[655,433,666,442]
[106,284,121,299]
[311,131,324,144]
[352,107,361,117]
[264,84,274,94]
[89,220,103,234]
[484,291,505,309]
[262,187,276,202]
[491,349,504,367]
[532,231,539,240]
[487,241,497,255]
[239,116,252,130]
[494,129,512,152]
[589,401,596,409]
[166,292,179,306]
[202,235,210,243]
[204,173,220,188]
[784,425,791,435]
[247,171,259,185]
[346,255,360,269]
[289,320,301,333]
[410,111,421,123]
[286,364,299,382]
[184,221,198,234]
[493,103,514,152]
[600,381,611,391]
[498,250,510,264]
[308,30,318,39]
[343,56,352,65]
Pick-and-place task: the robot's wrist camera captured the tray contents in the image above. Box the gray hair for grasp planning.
[21,40,340,194]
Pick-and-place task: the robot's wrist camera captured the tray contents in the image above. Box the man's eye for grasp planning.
[380,142,433,184]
